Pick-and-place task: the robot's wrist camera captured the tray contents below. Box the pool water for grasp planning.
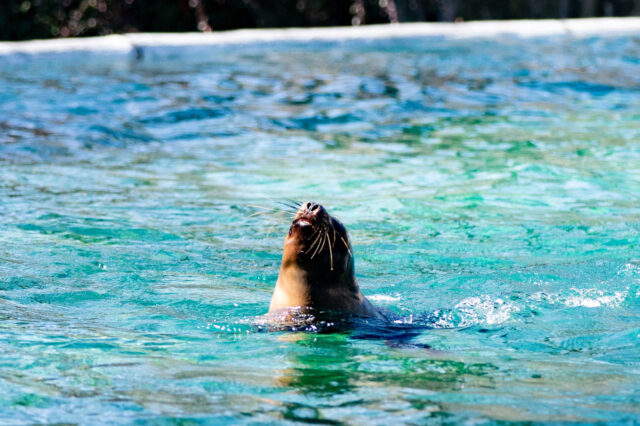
[1,33,640,423]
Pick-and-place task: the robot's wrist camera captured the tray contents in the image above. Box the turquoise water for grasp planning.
[1,34,640,423]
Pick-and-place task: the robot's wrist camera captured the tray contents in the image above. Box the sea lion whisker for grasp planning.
[285,198,303,208]
[340,235,352,256]
[313,234,326,259]
[276,201,300,211]
[248,209,291,218]
[307,229,323,253]
[326,231,334,271]
[248,205,291,214]
[249,211,283,218]
[307,227,321,246]
[308,228,320,244]
[256,195,287,206]
[310,229,326,259]
[254,196,299,213]
[279,206,300,214]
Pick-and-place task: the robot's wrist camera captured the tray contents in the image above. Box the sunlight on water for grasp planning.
[1,34,640,423]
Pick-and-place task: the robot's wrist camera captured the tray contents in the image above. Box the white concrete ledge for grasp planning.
[1,18,639,57]
[563,17,640,35]
[0,34,133,56]
[126,21,565,47]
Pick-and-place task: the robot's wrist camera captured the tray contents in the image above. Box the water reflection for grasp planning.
[271,330,499,422]
[275,333,357,395]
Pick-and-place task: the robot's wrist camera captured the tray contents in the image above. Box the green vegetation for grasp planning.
[1,0,639,41]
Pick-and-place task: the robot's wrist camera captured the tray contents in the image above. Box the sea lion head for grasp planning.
[269,201,377,315]
[283,201,353,277]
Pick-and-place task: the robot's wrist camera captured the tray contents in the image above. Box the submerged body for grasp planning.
[269,202,382,319]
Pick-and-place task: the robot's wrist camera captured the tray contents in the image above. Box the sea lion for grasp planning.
[268,201,383,319]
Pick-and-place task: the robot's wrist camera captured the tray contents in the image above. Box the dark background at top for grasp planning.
[1,0,639,41]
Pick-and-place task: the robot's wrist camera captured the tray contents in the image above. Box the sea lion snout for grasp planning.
[298,201,325,218]
[292,201,328,229]
[304,201,321,212]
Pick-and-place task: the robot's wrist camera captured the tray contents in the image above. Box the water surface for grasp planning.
[1,34,640,423]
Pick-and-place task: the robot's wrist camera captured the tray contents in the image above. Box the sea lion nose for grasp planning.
[305,202,321,212]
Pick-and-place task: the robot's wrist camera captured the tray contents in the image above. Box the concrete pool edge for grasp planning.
[1,17,640,57]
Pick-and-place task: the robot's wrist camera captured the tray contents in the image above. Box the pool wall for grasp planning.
[1,18,640,58]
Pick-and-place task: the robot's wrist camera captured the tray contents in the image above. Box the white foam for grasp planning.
[563,288,627,308]
[368,294,401,302]
[532,287,628,308]
[454,295,520,326]
[1,18,640,57]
